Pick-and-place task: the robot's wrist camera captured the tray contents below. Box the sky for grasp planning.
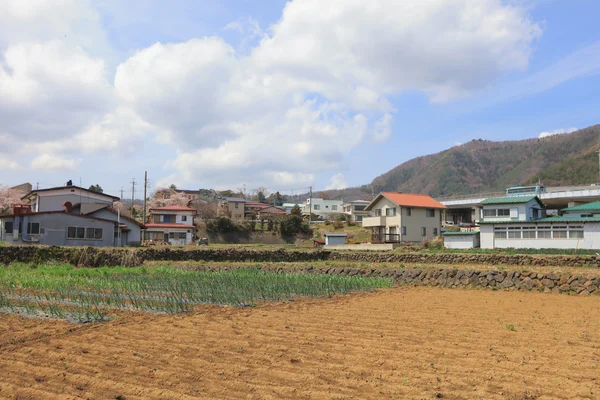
[1,0,600,199]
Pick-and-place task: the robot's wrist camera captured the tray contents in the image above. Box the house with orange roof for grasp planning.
[363,192,446,243]
[144,205,197,245]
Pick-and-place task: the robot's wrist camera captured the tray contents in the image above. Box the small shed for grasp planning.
[325,233,347,246]
[442,231,480,249]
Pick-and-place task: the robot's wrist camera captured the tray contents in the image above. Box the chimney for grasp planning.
[63,201,73,213]
[66,180,73,186]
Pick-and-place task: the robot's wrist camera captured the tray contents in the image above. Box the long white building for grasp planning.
[479,197,600,249]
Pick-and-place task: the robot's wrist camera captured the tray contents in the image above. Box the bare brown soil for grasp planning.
[1,288,599,399]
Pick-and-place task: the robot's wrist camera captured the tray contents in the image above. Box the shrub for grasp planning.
[333,220,344,229]
[206,217,249,235]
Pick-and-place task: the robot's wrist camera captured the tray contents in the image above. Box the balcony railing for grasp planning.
[372,233,401,243]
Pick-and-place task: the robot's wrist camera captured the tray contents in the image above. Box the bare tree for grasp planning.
[195,202,218,220]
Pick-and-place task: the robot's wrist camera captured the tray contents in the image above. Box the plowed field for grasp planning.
[1,288,599,399]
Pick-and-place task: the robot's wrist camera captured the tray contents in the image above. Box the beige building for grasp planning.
[363,192,446,243]
[342,200,371,223]
[218,197,246,220]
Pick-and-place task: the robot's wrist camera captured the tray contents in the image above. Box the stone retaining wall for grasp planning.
[187,264,600,296]
[1,246,599,295]
[1,246,600,268]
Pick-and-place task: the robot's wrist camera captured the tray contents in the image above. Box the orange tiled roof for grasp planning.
[381,192,447,209]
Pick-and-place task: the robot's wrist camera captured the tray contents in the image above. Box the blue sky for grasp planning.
[1,0,600,199]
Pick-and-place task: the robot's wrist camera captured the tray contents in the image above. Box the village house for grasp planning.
[302,198,344,219]
[218,197,246,220]
[362,192,446,243]
[342,199,371,223]
[478,197,600,249]
[0,183,144,247]
[144,205,196,245]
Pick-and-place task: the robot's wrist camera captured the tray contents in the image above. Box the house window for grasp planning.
[94,228,102,240]
[27,222,40,235]
[553,230,567,239]
[181,216,187,222]
[178,232,186,239]
[537,230,551,239]
[332,205,337,211]
[4,221,13,234]
[406,208,412,216]
[67,227,86,239]
[581,213,593,218]
[86,227,95,239]
[355,206,366,211]
[401,226,407,235]
[163,215,172,222]
[375,209,382,216]
[314,205,320,210]
[508,229,521,239]
[235,203,239,209]
[426,209,435,217]
[494,231,507,239]
[569,230,583,239]
[421,227,426,236]
[484,209,511,217]
[385,208,396,217]
[355,215,363,222]
[522,229,536,239]
[433,227,438,236]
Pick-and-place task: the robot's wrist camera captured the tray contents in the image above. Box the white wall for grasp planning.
[480,222,600,249]
[480,225,495,249]
[444,235,479,249]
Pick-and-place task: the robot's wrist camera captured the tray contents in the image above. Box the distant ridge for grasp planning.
[316,124,600,201]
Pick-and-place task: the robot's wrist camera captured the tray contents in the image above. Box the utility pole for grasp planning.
[120,187,124,200]
[36,182,39,190]
[143,171,148,223]
[131,179,136,217]
[308,185,313,223]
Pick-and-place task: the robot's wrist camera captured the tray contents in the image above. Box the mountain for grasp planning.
[317,124,600,200]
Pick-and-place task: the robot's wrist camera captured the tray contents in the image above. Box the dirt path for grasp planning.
[1,288,599,399]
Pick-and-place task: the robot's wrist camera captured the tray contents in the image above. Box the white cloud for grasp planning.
[538,127,578,138]
[30,154,79,171]
[0,154,22,171]
[325,173,349,190]
[0,0,542,189]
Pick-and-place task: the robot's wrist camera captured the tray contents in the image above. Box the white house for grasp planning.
[144,205,196,245]
[303,198,344,219]
[480,195,544,222]
[342,200,371,223]
[479,197,600,249]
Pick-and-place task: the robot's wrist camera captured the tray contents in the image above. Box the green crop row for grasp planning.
[0,264,392,323]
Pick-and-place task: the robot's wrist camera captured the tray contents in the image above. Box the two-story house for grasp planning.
[362,192,446,243]
[144,205,196,245]
[479,197,600,249]
[218,197,246,220]
[342,200,371,223]
[303,198,344,219]
[0,183,144,246]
